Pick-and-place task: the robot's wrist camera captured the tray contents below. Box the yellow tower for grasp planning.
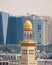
[19,19,37,65]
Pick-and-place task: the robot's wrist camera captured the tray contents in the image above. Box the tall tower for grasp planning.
[19,19,37,65]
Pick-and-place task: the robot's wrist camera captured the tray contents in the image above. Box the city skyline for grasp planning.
[0,0,52,16]
[0,12,52,45]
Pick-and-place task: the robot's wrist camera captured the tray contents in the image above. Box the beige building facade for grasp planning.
[42,16,52,45]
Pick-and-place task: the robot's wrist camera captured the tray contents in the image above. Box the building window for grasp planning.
[30,63,35,64]
[29,53,34,54]
[38,24,41,31]
[22,49,27,54]
[39,34,41,38]
[21,63,26,64]
[29,50,34,52]
[38,42,41,44]
[29,50,34,54]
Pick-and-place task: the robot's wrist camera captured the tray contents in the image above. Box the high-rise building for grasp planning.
[0,12,26,45]
[29,15,52,45]
[0,12,9,45]
[28,15,43,45]
[42,16,52,45]
[6,16,24,44]
[49,18,52,44]
[0,12,4,44]
[6,16,17,44]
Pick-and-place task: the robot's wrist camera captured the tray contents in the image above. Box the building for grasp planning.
[0,12,9,45]
[29,15,52,45]
[42,16,52,45]
[0,12,25,45]
[0,53,21,65]
[0,61,8,65]
[37,59,52,65]
[19,19,37,65]
[49,18,52,44]
[29,15,43,45]
[0,11,52,46]
[0,12,24,45]
[6,16,17,44]
[6,16,24,44]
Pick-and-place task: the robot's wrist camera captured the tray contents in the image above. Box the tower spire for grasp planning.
[19,18,37,65]
[27,13,29,20]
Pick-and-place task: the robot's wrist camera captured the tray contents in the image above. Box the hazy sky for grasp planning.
[0,0,52,16]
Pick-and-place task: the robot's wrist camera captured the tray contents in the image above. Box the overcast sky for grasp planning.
[0,0,52,16]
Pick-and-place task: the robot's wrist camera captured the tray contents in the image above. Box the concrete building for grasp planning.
[29,15,52,45]
[0,61,8,65]
[42,16,52,45]
[37,59,52,65]
[49,18,52,44]
[0,53,21,65]
[29,15,43,45]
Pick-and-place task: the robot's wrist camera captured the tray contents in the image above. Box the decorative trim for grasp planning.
[20,42,36,46]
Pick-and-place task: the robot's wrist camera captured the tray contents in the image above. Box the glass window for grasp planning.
[40,34,41,38]
[38,24,41,30]
[38,42,41,44]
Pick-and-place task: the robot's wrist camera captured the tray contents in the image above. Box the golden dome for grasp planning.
[24,20,32,31]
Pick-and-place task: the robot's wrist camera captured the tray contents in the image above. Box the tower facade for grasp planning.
[19,20,37,65]
[42,16,51,45]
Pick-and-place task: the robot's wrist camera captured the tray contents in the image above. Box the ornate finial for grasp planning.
[27,13,29,16]
[27,13,29,20]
